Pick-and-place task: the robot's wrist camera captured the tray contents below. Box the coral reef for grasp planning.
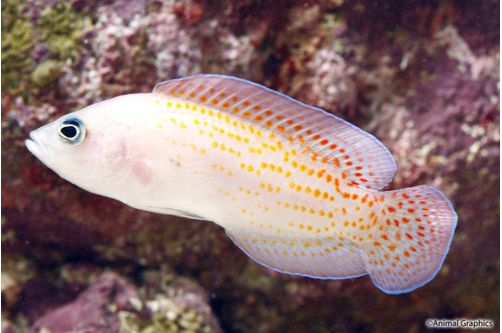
[2,0,499,332]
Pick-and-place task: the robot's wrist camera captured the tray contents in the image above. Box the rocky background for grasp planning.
[2,0,499,332]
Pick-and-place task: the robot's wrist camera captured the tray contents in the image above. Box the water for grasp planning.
[2,0,499,332]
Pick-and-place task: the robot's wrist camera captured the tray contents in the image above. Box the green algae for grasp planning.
[37,3,91,60]
[31,59,62,87]
[1,1,90,94]
[1,0,35,94]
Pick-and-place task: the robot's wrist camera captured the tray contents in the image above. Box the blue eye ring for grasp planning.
[59,117,86,145]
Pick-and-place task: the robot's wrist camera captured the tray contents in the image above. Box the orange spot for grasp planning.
[329,144,337,150]
[320,139,329,145]
[388,245,396,251]
[417,232,425,238]
[294,125,302,131]
[407,208,416,213]
[381,234,389,240]
[333,158,341,167]
[387,206,396,213]
[405,233,413,240]
[361,194,368,203]
[403,251,410,258]
[243,101,250,106]
[200,96,207,102]
[222,102,230,108]
[374,241,381,247]
[253,105,261,111]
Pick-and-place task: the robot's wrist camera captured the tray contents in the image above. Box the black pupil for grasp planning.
[61,125,78,139]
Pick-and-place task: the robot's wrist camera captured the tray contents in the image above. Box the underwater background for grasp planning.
[1,0,499,332]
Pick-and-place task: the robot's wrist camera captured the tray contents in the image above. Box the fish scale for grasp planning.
[25,74,457,294]
[151,95,377,241]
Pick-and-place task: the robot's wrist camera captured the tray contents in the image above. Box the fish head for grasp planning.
[25,94,156,199]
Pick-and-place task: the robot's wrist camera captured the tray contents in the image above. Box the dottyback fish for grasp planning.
[25,75,457,294]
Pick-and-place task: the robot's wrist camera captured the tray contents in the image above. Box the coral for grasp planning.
[119,268,222,333]
[1,0,499,332]
[24,269,221,333]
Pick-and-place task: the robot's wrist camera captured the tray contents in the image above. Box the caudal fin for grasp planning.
[361,185,457,294]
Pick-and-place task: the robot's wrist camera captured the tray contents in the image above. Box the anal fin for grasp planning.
[226,230,367,279]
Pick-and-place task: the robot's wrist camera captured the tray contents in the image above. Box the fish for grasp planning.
[25,74,457,294]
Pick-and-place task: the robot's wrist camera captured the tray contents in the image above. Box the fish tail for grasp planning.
[361,185,457,294]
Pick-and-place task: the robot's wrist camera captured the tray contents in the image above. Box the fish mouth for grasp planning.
[25,132,42,157]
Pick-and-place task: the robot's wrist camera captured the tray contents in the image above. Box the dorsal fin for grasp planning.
[153,74,396,190]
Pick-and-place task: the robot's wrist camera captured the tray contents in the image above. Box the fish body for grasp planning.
[25,75,457,294]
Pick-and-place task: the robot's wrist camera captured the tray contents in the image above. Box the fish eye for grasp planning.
[59,118,86,145]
